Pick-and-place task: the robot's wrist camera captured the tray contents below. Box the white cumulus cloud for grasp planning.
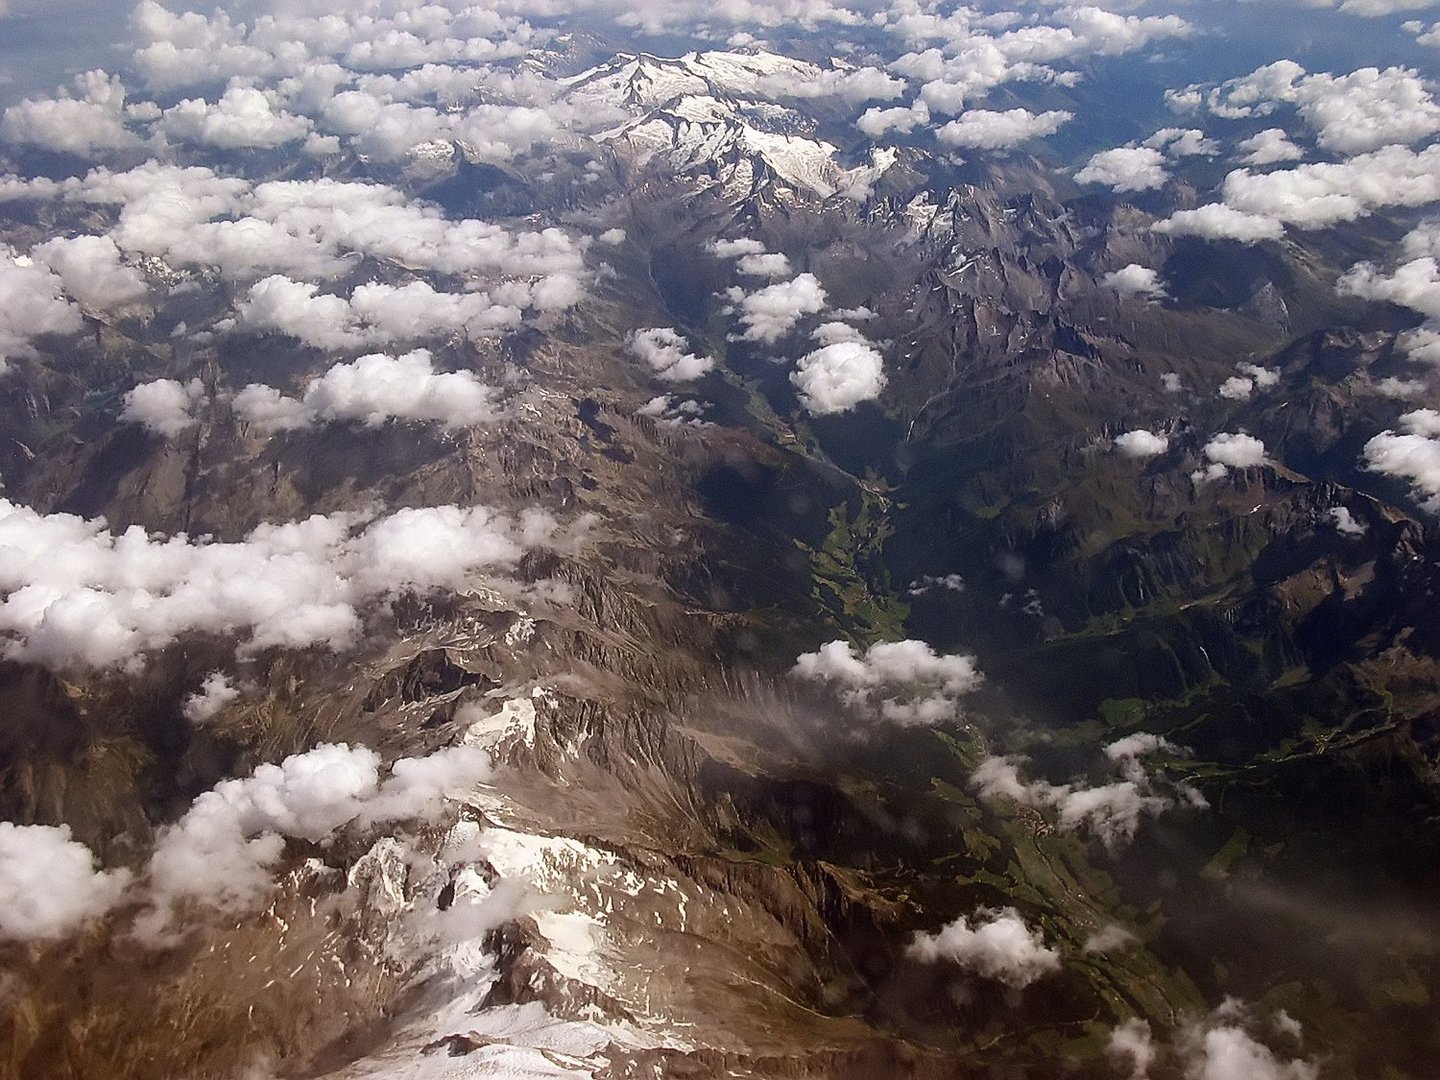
[1077,145,1169,191]
[1153,204,1286,243]
[627,328,713,382]
[234,350,501,432]
[1237,128,1304,167]
[183,672,242,724]
[161,84,313,149]
[1114,430,1169,458]
[0,70,137,157]
[729,273,828,343]
[906,907,1060,988]
[791,340,886,415]
[136,740,492,941]
[0,499,575,671]
[1102,264,1167,299]
[122,377,207,438]
[1362,408,1440,511]
[0,248,84,366]
[973,734,1205,848]
[0,822,131,941]
[31,235,148,309]
[792,638,981,725]
[937,107,1071,150]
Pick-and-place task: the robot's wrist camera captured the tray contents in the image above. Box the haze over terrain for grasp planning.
[3,0,1440,1077]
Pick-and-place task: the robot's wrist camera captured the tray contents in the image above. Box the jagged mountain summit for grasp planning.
[563,49,898,202]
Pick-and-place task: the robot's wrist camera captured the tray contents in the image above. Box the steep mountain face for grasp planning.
[563,51,895,204]
[5,20,1440,1080]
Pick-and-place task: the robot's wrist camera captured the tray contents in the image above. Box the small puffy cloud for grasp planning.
[1219,376,1255,400]
[1109,1003,1318,1080]
[234,350,501,432]
[730,273,828,343]
[627,328,713,382]
[1101,264,1167,299]
[1237,128,1304,167]
[1274,1010,1305,1044]
[1108,1019,1157,1080]
[811,321,870,346]
[1362,409,1440,511]
[1400,326,1440,364]
[1400,218,1440,260]
[1238,362,1281,388]
[1162,372,1184,393]
[1376,375,1428,397]
[31,235,147,309]
[1084,924,1138,955]
[1204,432,1268,468]
[792,639,981,725]
[707,238,767,258]
[0,70,136,157]
[708,238,793,279]
[857,101,930,138]
[936,107,1071,151]
[161,85,313,149]
[907,573,965,596]
[906,907,1060,988]
[136,740,491,941]
[1153,204,1286,243]
[183,672,241,724]
[1194,432,1267,482]
[1329,506,1368,536]
[1145,127,1220,157]
[973,734,1204,848]
[1187,1025,1318,1080]
[791,340,886,415]
[637,395,709,428]
[1221,363,1280,399]
[1076,145,1169,192]
[1104,732,1178,760]
[0,247,84,364]
[1339,256,1440,322]
[1114,430,1169,458]
[1179,1003,1320,1080]
[736,252,793,278]
[121,378,207,438]
[0,822,131,941]
[230,384,313,433]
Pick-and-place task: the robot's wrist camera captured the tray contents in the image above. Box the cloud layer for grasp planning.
[0,499,574,670]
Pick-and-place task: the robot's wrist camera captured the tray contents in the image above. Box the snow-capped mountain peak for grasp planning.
[566,50,890,206]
